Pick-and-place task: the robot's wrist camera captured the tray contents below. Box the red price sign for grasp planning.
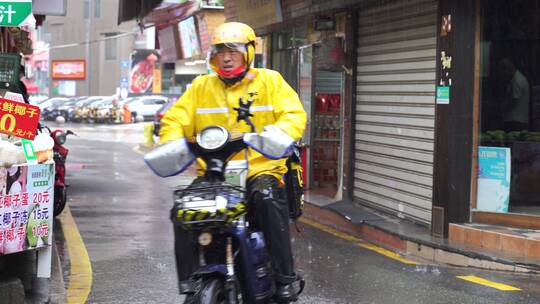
[0,98,41,140]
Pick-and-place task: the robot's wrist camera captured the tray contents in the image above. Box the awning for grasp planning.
[118,0,199,26]
[143,1,200,27]
[22,79,39,94]
[117,0,163,25]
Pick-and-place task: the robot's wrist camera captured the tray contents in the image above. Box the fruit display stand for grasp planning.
[0,161,55,279]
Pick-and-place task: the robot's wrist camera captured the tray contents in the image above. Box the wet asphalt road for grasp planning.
[53,123,540,304]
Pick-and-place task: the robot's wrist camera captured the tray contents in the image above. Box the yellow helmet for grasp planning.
[208,22,256,75]
[211,22,256,45]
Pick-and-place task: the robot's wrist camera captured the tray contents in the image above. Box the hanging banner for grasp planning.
[0,98,40,140]
[477,146,511,212]
[0,163,54,255]
[0,0,33,27]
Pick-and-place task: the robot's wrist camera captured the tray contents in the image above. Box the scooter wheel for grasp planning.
[193,278,229,304]
[53,187,67,217]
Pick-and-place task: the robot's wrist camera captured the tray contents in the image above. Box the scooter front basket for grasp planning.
[171,183,247,229]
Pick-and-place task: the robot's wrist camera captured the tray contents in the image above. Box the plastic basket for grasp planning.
[172,182,247,229]
[0,53,21,84]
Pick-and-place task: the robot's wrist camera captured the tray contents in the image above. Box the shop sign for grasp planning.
[178,16,201,59]
[158,25,181,63]
[0,163,54,255]
[436,86,450,104]
[236,0,282,29]
[0,98,40,140]
[0,0,32,27]
[477,146,511,212]
[51,60,86,80]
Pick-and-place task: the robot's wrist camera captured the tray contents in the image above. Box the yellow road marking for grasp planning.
[299,217,418,265]
[58,205,93,303]
[457,276,521,291]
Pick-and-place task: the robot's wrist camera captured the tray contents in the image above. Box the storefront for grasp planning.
[473,0,540,228]
[426,0,540,237]
[268,14,350,203]
[352,0,438,224]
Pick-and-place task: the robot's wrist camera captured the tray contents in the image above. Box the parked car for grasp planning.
[29,94,49,105]
[39,97,70,120]
[52,97,88,121]
[152,99,177,136]
[123,95,168,121]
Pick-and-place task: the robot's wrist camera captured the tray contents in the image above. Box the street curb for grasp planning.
[49,242,66,304]
[302,202,540,273]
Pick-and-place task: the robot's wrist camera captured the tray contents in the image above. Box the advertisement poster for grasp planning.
[477,146,511,212]
[129,50,160,94]
[51,60,86,80]
[178,16,201,59]
[0,163,54,255]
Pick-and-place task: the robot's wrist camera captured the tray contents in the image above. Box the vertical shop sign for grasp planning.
[477,147,511,212]
[152,63,162,94]
[437,14,453,105]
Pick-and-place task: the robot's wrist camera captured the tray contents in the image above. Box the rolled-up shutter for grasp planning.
[354,0,437,224]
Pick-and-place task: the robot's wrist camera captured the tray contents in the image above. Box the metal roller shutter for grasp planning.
[354,0,437,224]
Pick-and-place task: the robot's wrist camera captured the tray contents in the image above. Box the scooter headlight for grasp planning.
[55,132,66,145]
[196,126,228,151]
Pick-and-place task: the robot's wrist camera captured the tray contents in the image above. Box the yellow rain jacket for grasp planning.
[159,68,307,182]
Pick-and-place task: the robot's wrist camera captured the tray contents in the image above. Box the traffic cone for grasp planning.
[123,104,132,123]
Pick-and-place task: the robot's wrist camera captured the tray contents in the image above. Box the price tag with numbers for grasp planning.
[0,97,40,140]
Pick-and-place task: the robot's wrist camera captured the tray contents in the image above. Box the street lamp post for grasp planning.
[85,0,93,96]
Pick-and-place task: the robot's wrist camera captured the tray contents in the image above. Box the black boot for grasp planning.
[179,279,195,294]
[275,283,298,303]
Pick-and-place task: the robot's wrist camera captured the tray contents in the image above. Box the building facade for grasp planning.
[44,0,137,97]
[225,0,540,258]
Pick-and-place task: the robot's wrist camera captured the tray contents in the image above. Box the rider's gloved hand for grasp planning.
[243,125,295,159]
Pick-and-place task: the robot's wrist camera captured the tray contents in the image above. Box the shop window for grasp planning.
[84,0,90,19]
[161,63,175,93]
[95,0,101,18]
[479,0,540,215]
